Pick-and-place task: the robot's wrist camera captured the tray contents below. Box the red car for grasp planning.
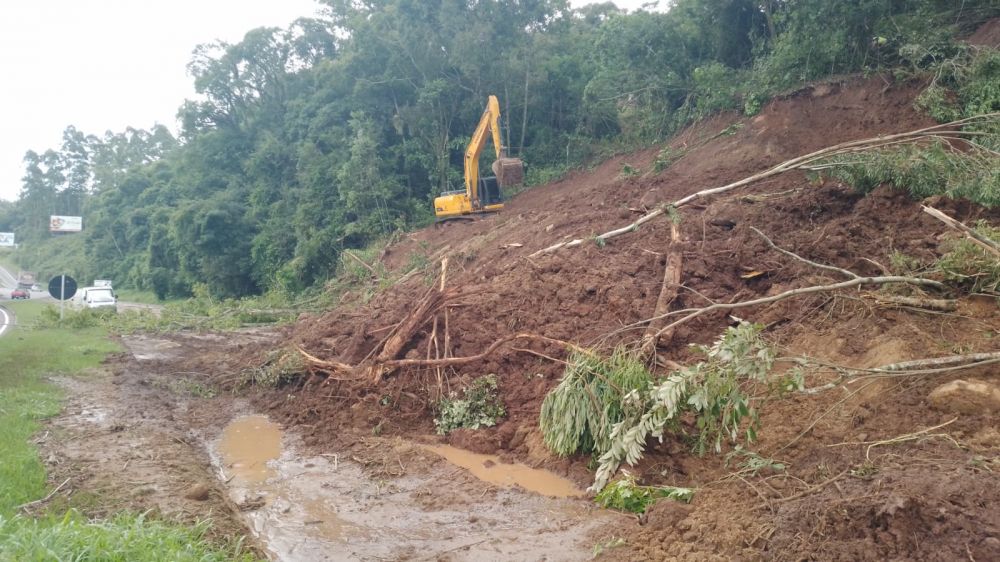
[10,288,30,300]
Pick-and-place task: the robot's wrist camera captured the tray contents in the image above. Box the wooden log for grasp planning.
[640,220,682,357]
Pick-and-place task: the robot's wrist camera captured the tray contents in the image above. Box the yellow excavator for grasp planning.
[434,95,524,221]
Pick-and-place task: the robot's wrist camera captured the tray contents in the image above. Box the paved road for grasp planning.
[0,264,163,318]
[0,264,20,336]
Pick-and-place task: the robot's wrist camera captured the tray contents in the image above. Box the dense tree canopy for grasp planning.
[1,0,996,298]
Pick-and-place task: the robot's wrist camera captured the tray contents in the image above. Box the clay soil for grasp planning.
[33,69,1000,559]
[260,72,1000,560]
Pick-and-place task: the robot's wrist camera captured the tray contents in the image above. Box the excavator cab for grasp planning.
[479,176,502,207]
[434,95,524,221]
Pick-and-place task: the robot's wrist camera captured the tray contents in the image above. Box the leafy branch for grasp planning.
[591,323,775,491]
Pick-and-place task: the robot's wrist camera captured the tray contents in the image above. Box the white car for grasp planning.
[73,286,118,311]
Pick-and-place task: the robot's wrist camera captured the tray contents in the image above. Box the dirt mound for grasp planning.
[247,72,1000,560]
[966,17,1000,47]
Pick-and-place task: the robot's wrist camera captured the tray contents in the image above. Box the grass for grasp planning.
[114,289,169,305]
[0,300,257,560]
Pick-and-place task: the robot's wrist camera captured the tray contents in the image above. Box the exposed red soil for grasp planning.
[240,73,1000,560]
[966,17,1000,47]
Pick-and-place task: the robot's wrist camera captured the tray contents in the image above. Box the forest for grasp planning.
[1,0,997,299]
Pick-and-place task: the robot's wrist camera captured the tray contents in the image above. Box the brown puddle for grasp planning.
[424,444,584,498]
[218,415,282,483]
[213,415,617,561]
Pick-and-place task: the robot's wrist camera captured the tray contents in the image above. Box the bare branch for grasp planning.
[530,114,1000,257]
[750,227,859,280]
[922,205,1000,258]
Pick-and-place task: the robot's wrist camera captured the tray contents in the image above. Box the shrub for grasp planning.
[594,472,694,514]
[434,374,506,435]
[937,222,1000,293]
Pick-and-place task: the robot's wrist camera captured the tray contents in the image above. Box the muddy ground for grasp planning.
[37,332,627,561]
[31,47,1000,561]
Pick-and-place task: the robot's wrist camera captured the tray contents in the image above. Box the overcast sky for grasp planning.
[0,0,659,202]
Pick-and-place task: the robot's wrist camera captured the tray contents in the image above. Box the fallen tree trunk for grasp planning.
[640,220,682,357]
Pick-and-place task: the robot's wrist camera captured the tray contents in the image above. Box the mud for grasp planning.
[258,72,1000,561]
[39,333,625,561]
[212,414,618,561]
[32,26,1000,560]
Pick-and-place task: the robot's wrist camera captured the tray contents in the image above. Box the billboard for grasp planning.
[50,215,83,232]
[0,232,13,247]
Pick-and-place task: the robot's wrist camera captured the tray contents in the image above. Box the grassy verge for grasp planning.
[0,300,256,560]
[114,289,169,305]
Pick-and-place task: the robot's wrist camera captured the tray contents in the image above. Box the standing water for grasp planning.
[215,415,622,561]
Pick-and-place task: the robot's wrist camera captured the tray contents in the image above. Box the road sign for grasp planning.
[48,275,78,300]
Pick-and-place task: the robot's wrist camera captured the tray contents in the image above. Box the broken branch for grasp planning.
[650,274,944,341]
[922,205,1000,258]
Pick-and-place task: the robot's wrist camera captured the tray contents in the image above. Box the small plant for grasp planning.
[743,93,764,116]
[652,147,684,173]
[937,222,1000,293]
[619,163,639,179]
[725,446,786,476]
[434,374,505,435]
[718,123,744,137]
[405,251,431,273]
[594,472,694,514]
[889,250,923,275]
[240,348,306,387]
[591,536,627,558]
[166,377,216,398]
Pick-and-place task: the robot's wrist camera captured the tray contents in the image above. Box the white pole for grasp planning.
[60,275,65,321]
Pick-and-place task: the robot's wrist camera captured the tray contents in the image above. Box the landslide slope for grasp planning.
[263,74,1000,560]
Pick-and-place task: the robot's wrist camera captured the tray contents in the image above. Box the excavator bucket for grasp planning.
[492,157,524,187]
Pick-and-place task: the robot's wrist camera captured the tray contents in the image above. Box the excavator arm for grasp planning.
[464,95,507,207]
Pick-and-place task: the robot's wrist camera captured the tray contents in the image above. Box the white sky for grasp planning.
[0,0,658,202]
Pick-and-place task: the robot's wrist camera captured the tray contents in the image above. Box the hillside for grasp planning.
[210,70,1000,560]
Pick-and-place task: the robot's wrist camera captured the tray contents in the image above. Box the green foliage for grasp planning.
[619,163,639,179]
[3,0,996,301]
[0,512,256,561]
[725,446,787,476]
[108,286,328,333]
[240,348,307,388]
[819,137,1000,207]
[937,222,1000,293]
[540,348,653,458]
[594,472,694,514]
[37,305,114,329]
[889,250,924,275]
[592,323,775,491]
[434,375,506,435]
[592,536,627,558]
[652,147,684,173]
